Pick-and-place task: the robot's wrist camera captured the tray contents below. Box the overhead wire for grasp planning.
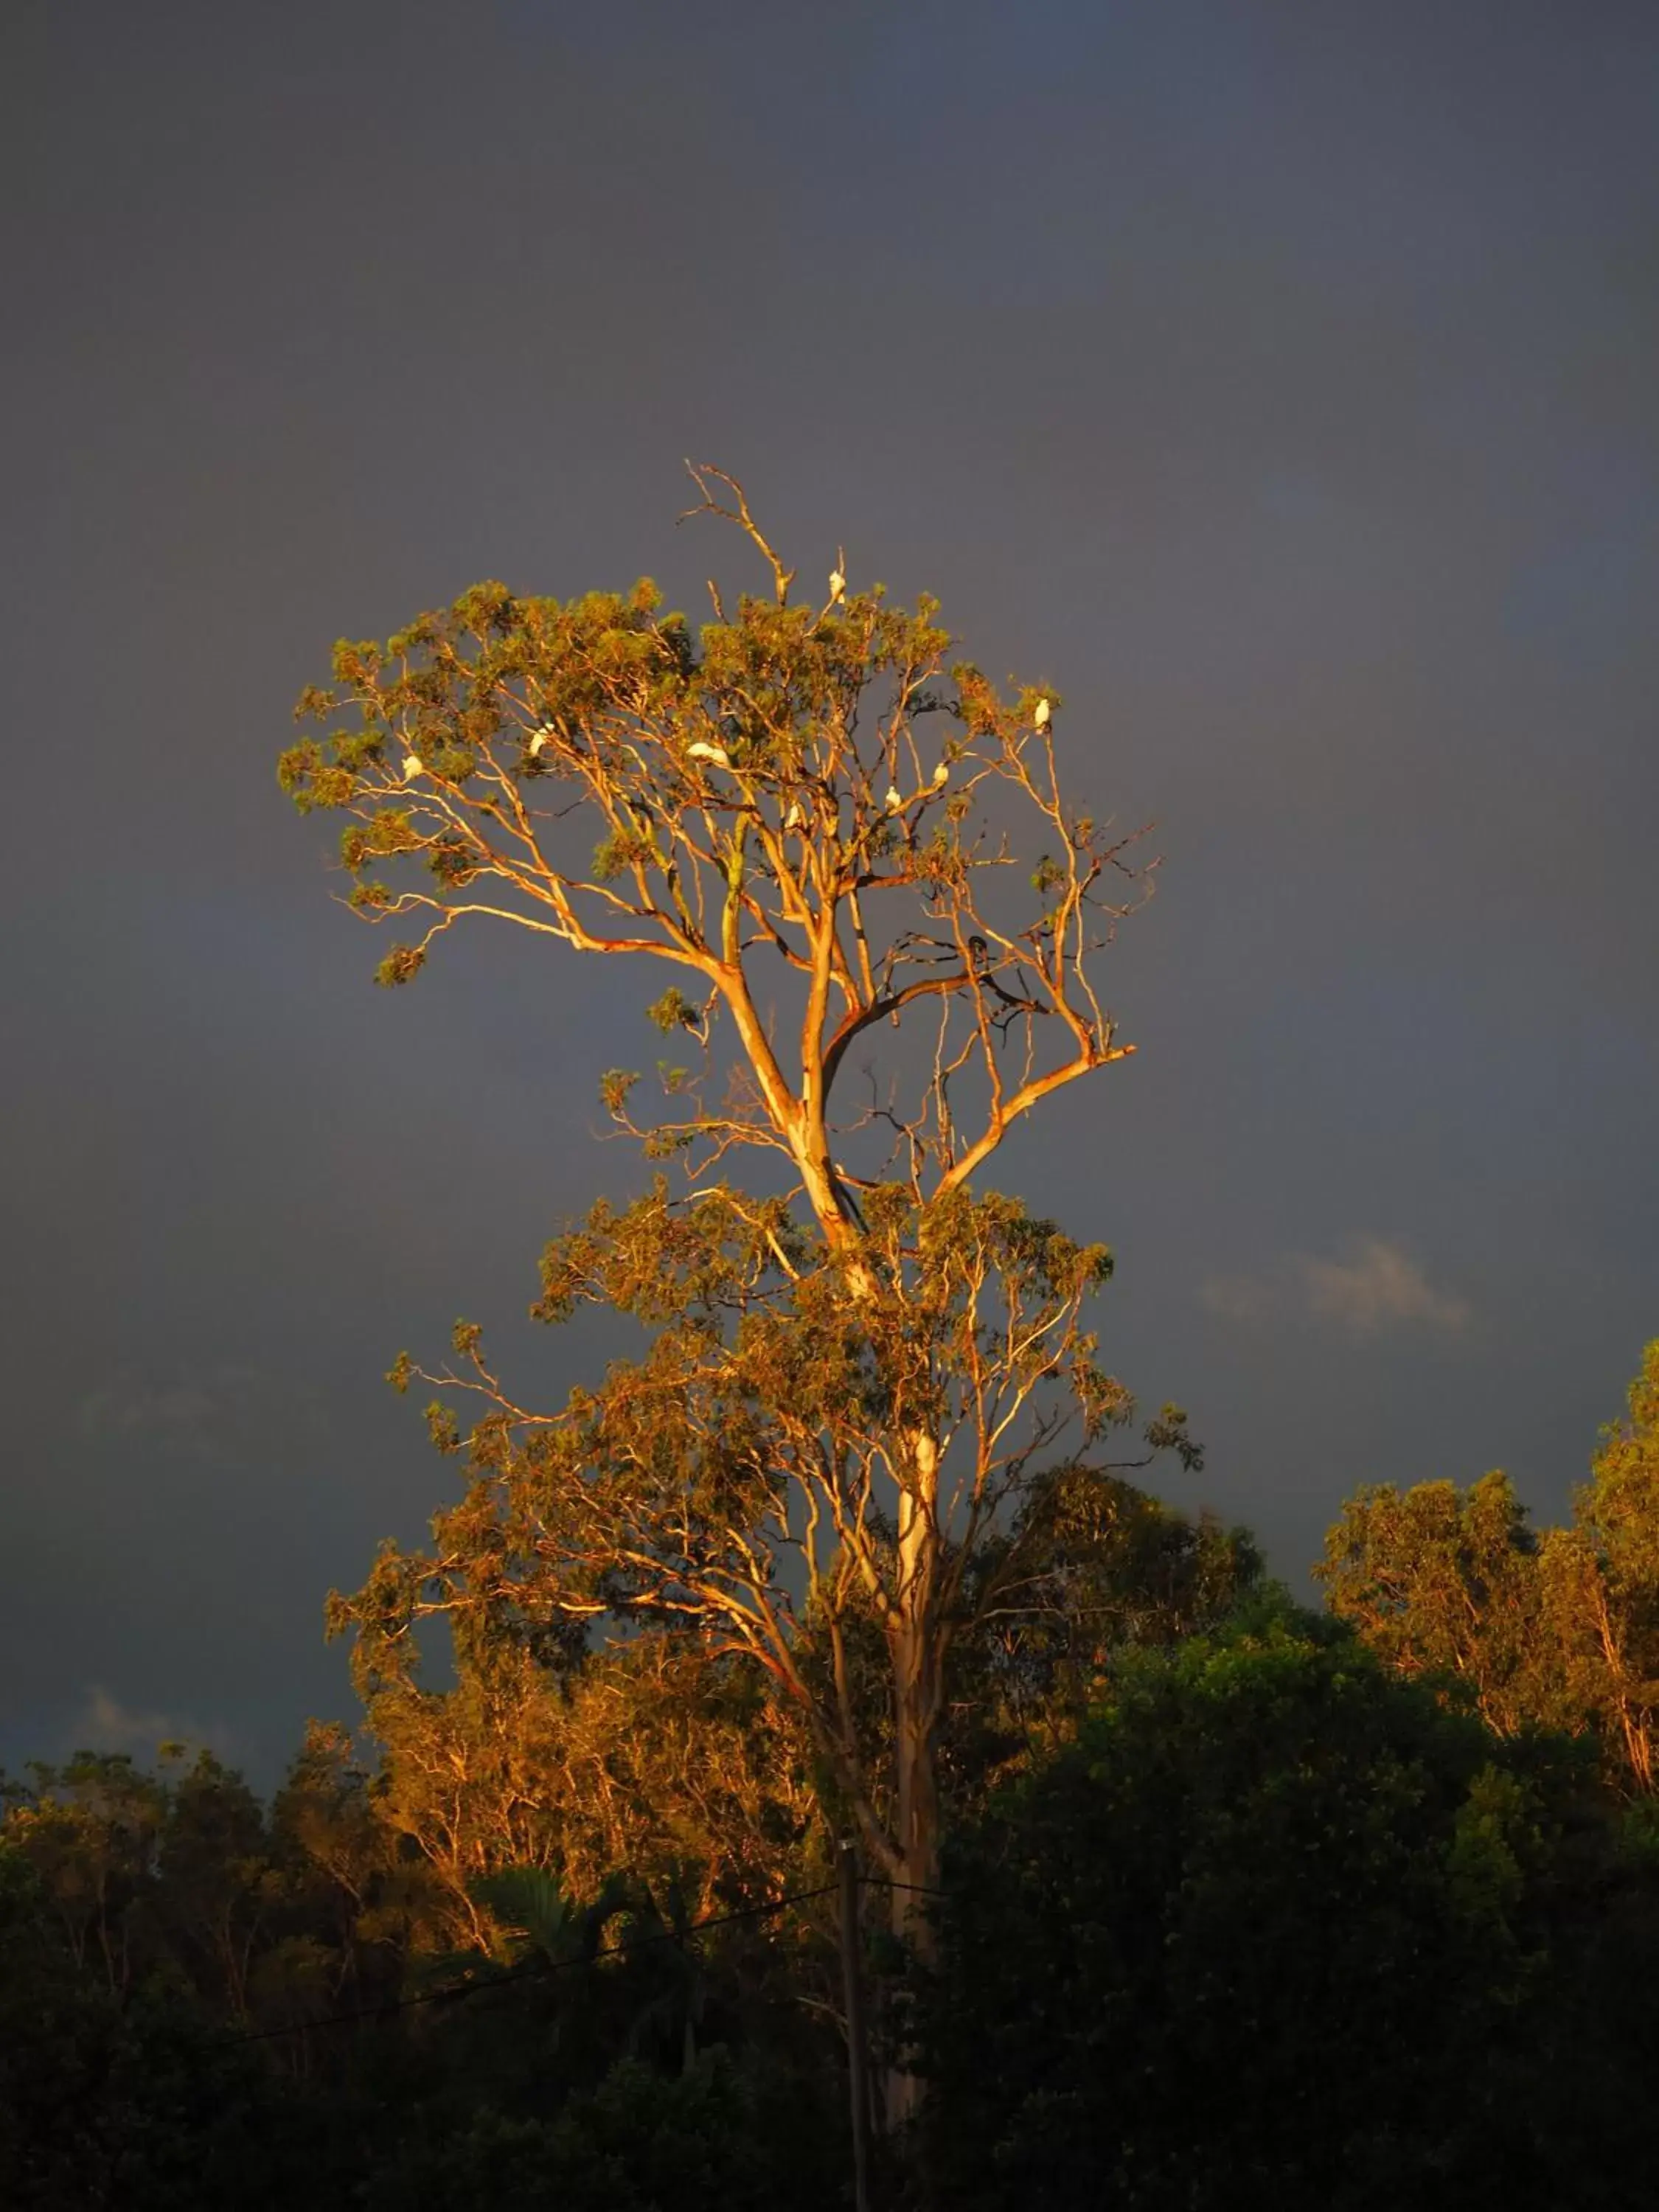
[225,1871,947,2047]
[227,1877,838,2046]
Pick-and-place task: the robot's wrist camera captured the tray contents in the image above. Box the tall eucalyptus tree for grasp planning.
[280,470,1194,1978]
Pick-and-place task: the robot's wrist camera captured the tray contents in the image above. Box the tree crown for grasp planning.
[279,468,1150,1233]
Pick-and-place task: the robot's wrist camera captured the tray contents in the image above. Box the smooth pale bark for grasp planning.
[884,1439,946,2128]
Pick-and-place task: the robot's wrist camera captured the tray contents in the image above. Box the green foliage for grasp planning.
[1321,1343,1659,1792]
[331,1175,1202,1905]
[468,1865,589,1966]
[945,1466,1262,1759]
[0,1739,409,2209]
[646,986,700,1033]
[0,1730,846,2211]
[359,2056,780,2212]
[276,490,1142,1226]
[914,1610,1659,2210]
[599,1067,639,1116]
[1316,1469,1551,1733]
[591,827,656,882]
[375,943,425,988]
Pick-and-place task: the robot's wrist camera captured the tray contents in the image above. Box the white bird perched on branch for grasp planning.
[885,784,904,813]
[784,799,804,830]
[933,761,950,786]
[687,740,731,769]
[402,753,424,781]
[829,565,846,602]
[1033,697,1051,730]
[529,726,554,757]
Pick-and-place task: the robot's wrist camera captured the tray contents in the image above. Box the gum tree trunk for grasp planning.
[885,1444,945,2127]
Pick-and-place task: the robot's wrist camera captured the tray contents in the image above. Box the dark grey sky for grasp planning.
[4,0,1656,1786]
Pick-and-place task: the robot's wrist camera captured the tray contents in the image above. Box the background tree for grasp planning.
[1542,1339,1659,1792]
[953,1464,1261,1756]
[0,1733,849,2210]
[0,1752,167,1997]
[911,1601,1659,2212]
[1315,1470,1555,1738]
[363,1638,817,1945]
[281,469,1195,1957]
[1318,1340,1659,1796]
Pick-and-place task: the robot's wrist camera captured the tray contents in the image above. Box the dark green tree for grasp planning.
[913,1605,1653,2211]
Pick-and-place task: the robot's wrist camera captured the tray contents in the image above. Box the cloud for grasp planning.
[1196,1272,1279,1324]
[68,1685,237,1764]
[74,1364,330,1465]
[1298,1239,1470,1338]
[76,1372,226,1454]
[1201,1239,1470,1340]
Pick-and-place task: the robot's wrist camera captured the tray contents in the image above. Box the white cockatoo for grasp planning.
[529,726,554,757]
[933,761,950,786]
[829,566,846,602]
[402,753,424,781]
[784,799,804,830]
[885,784,904,813]
[1033,697,1051,730]
[687,740,731,768]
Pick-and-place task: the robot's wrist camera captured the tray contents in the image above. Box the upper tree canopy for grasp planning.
[279,467,1149,1236]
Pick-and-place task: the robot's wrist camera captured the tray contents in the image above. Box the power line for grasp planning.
[226,1870,950,2048]
[225,1879,841,2047]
